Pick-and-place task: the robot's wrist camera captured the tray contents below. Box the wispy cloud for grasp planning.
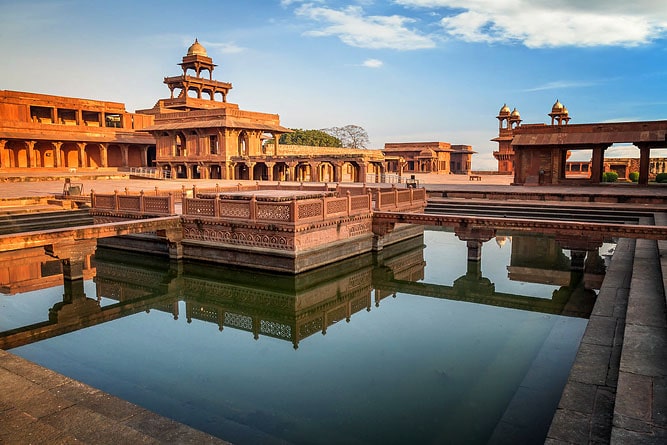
[202,41,246,54]
[295,5,435,50]
[395,0,667,48]
[523,80,597,92]
[362,58,384,68]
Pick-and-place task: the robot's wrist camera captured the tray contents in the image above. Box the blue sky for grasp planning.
[2,0,667,169]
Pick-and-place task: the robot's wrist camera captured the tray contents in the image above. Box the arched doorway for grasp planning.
[7,141,28,168]
[341,161,359,182]
[235,163,250,180]
[273,162,289,181]
[85,144,102,168]
[318,162,335,182]
[61,143,80,168]
[209,165,222,179]
[295,163,312,182]
[107,145,123,167]
[35,142,55,168]
[238,131,248,156]
[253,163,268,181]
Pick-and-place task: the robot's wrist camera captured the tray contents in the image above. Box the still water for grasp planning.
[0,229,600,444]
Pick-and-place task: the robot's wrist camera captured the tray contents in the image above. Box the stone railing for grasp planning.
[183,192,372,223]
[91,190,175,215]
[374,187,426,211]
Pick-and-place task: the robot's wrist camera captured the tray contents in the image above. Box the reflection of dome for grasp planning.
[495,236,511,247]
[510,108,520,118]
[552,99,564,113]
[187,38,207,56]
[499,103,511,115]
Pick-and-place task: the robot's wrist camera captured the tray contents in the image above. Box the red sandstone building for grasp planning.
[0,40,386,183]
[0,91,155,170]
[493,101,667,185]
[383,142,474,176]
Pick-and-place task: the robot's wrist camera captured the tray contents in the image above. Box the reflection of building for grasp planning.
[493,100,667,185]
[0,90,155,169]
[0,247,95,295]
[383,142,474,175]
[507,235,572,286]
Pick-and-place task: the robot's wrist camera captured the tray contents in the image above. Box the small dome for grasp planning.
[510,108,520,118]
[562,107,569,115]
[499,103,511,115]
[552,99,564,113]
[187,39,208,57]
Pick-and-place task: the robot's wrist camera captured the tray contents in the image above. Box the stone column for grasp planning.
[99,143,108,167]
[76,142,85,168]
[454,227,495,262]
[120,144,129,167]
[248,162,255,180]
[358,162,368,183]
[54,142,62,167]
[590,145,607,184]
[0,139,6,168]
[637,144,651,186]
[265,162,275,181]
[26,141,36,168]
[141,145,149,167]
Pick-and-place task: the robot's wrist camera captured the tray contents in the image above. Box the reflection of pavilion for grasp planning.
[0,231,606,351]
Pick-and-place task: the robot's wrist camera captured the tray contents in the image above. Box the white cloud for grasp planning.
[394,0,667,48]
[362,58,384,68]
[295,5,436,50]
[202,41,245,54]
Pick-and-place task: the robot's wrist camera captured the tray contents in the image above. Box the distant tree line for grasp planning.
[279,125,369,149]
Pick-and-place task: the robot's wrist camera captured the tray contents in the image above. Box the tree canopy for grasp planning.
[279,129,342,147]
[322,125,369,149]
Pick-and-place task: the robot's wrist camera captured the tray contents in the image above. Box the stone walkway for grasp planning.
[0,349,228,444]
[546,214,667,444]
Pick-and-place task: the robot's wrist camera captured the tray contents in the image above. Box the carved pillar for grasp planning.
[248,162,255,181]
[141,145,149,167]
[309,162,318,182]
[76,142,85,168]
[334,162,343,183]
[454,227,496,262]
[26,141,36,168]
[120,144,129,167]
[44,240,97,281]
[358,162,368,183]
[99,143,108,167]
[53,142,62,167]
[265,162,275,181]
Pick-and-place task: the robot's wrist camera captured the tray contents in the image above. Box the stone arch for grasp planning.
[175,132,186,156]
[85,143,102,168]
[61,142,80,168]
[273,162,289,181]
[235,162,250,180]
[238,131,248,156]
[295,163,312,182]
[34,141,55,168]
[341,161,360,182]
[318,161,335,182]
[107,145,123,167]
[253,163,268,181]
[7,140,28,168]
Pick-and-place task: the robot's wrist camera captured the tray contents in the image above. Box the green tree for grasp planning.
[279,129,342,147]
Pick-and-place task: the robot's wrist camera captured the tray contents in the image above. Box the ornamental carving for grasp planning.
[298,202,323,219]
[182,224,294,249]
[348,222,371,237]
[257,203,290,221]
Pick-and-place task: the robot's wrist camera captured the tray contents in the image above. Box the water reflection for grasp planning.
[0,230,606,444]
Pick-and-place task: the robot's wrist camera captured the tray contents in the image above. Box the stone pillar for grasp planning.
[141,145,149,167]
[590,145,607,184]
[53,142,62,168]
[334,162,343,183]
[266,162,275,181]
[0,139,6,168]
[120,144,129,167]
[100,143,108,167]
[358,162,368,183]
[637,144,651,186]
[455,227,495,262]
[248,162,255,181]
[26,141,36,168]
[76,142,85,168]
[466,240,484,261]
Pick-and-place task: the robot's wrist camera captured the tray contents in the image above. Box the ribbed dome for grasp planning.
[552,99,564,112]
[187,39,208,57]
[499,103,511,115]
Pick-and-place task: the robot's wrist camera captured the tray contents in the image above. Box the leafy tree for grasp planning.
[322,125,369,149]
[279,129,342,147]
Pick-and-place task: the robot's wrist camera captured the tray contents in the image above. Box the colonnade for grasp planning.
[0,139,151,169]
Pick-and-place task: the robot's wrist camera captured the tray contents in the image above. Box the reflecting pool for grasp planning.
[0,229,602,444]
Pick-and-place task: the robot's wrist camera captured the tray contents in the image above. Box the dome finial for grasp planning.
[187,38,208,57]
